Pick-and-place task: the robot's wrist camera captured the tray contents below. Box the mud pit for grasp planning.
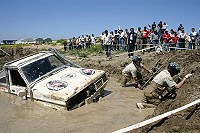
[0,47,200,133]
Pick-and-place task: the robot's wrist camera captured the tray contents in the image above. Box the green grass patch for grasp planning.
[62,44,104,58]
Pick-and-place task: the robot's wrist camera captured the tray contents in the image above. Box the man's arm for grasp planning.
[175,74,193,89]
[133,77,141,88]
[142,65,153,73]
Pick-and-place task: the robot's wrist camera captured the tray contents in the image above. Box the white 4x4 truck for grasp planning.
[0,48,108,110]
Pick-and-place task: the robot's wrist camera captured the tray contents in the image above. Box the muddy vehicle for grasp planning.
[0,48,108,110]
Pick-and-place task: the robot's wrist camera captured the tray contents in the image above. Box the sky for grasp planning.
[0,0,199,41]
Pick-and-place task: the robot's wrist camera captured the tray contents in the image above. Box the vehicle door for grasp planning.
[8,69,28,95]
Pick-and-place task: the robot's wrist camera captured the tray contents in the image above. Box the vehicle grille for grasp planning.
[66,73,107,110]
[95,78,103,90]
[95,73,107,90]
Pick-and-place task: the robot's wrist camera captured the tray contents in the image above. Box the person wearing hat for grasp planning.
[121,55,153,88]
[136,62,193,109]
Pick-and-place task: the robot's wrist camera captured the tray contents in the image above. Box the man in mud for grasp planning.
[136,62,193,109]
[121,55,153,89]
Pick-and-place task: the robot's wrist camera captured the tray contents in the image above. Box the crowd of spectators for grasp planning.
[64,21,200,55]
[64,34,96,51]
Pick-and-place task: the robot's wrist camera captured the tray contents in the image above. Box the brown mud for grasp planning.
[0,46,200,133]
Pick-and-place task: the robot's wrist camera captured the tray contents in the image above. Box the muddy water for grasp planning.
[0,77,154,133]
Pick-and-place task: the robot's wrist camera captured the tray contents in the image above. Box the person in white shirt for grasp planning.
[188,28,198,49]
[103,30,112,60]
[162,22,168,32]
[100,32,105,50]
[91,34,96,47]
[136,62,193,109]
[178,30,187,48]
[121,55,152,88]
[119,29,125,51]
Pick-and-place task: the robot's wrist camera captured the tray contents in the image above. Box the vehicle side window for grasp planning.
[0,77,6,83]
[48,56,64,69]
[0,70,6,84]
[10,70,26,87]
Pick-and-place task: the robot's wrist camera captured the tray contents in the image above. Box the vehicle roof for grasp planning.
[5,52,54,68]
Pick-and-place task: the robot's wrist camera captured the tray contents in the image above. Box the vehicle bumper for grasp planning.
[85,79,108,104]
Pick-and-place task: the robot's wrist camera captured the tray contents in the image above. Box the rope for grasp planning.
[113,99,200,133]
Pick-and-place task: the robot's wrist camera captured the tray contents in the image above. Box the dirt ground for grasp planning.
[0,46,200,133]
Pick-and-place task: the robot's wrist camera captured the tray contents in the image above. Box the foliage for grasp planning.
[57,39,67,44]
[62,44,104,58]
[44,38,52,43]
[36,38,44,43]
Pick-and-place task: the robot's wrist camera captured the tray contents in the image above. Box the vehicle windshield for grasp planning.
[21,55,65,83]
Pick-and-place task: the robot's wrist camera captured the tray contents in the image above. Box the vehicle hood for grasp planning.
[32,67,105,100]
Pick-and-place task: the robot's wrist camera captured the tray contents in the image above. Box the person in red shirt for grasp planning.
[162,30,171,51]
[142,26,150,49]
[170,29,178,51]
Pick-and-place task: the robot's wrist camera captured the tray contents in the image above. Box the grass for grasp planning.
[0,43,126,58]
[62,44,104,58]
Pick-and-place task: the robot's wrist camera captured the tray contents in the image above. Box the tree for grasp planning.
[56,39,66,44]
[36,38,44,44]
[44,38,52,43]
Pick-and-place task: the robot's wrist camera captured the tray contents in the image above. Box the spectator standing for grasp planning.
[76,36,81,49]
[80,35,85,49]
[198,28,200,48]
[85,35,89,48]
[127,28,137,58]
[157,21,163,41]
[100,32,105,50]
[124,29,129,51]
[136,27,142,50]
[110,31,114,50]
[103,30,112,60]
[88,35,92,48]
[110,31,115,50]
[141,26,150,49]
[151,28,159,44]
[188,28,198,49]
[162,22,168,32]
[162,30,171,51]
[63,40,67,51]
[72,37,76,49]
[151,22,157,31]
[178,24,184,34]
[114,30,120,50]
[169,29,178,51]
[68,39,73,50]
[178,30,187,48]
[119,29,125,51]
[91,34,96,47]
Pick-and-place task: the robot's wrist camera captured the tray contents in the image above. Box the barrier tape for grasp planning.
[115,46,157,57]
[113,99,200,133]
